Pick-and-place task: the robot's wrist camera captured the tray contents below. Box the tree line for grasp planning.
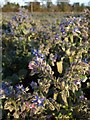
[1,1,90,12]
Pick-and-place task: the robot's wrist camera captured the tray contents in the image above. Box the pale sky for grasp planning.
[0,0,90,7]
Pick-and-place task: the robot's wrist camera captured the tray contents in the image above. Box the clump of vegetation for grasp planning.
[1,8,90,119]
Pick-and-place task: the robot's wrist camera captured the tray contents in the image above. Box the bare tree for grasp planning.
[5,0,9,4]
[56,0,70,4]
[46,0,52,11]
[88,1,90,6]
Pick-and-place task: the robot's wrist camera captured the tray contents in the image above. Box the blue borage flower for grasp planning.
[32,95,45,107]
[19,37,23,41]
[31,49,45,60]
[8,22,12,28]
[15,84,25,92]
[34,60,39,65]
[2,82,13,96]
[61,29,65,33]
[73,27,80,33]
[79,95,85,100]
[55,53,58,59]
[74,80,81,85]
[12,16,17,21]
[31,49,39,56]
[2,82,8,89]
[3,88,10,96]
[83,58,88,64]
[55,34,60,40]
[59,23,63,27]
[30,81,38,90]
[30,28,35,31]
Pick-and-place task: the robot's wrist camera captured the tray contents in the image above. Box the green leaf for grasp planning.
[66,48,70,56]
[18,69,27,79]
[61,90,68,105]
[28,36,31,41]
[13,112,19,118]
[4,101,14,112]
[80,75,87,82]
[70,34,73,43]
[3,77,12,83]
[56,57,64,74]
[53,92,58,100]
[23,29,29,35]
[11,74,19,85]
[69,56,73,63]
[49,102,55,111]
[56,60,63,74]
[64,37,68,42]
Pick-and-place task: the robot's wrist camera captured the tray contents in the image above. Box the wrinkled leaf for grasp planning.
[69,56,73,63]
[11,74,19,85]
[18,69,27,79]
[57,61,63,74]
[66,48,70,56]
[53,92,58,100]
[61,90,68,105]
[70,34,73,43]
[13,112,19,118]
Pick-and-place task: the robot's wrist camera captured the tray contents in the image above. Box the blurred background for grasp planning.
[0,0,90,12]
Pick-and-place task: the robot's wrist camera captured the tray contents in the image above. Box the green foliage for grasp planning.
[1,9,90,119]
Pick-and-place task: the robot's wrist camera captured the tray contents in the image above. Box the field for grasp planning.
[1,9,90,119]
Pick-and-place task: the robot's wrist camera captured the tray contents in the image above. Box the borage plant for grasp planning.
[1,8,90,119]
